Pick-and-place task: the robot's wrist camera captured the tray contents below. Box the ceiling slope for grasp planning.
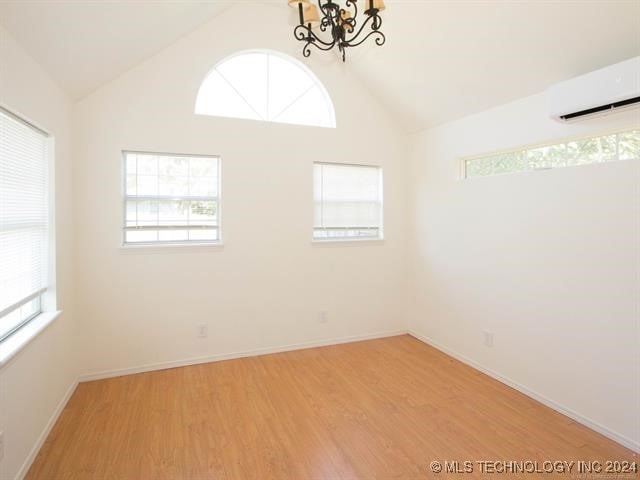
[0,1,229,100]
[1,1,638,131]
[348,0,640,131]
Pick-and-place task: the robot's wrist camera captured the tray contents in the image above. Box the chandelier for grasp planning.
[289,0,386,62]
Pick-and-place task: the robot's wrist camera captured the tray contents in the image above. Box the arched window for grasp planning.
[195,50,336,128]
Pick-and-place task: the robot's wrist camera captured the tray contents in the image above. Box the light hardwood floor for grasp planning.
[27,335,637,479]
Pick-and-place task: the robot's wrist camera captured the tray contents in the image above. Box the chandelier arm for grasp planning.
[294,24,335,47]
[371,12,383,30]
[317,0,338,23]
[307,39,339,51]
[293,24,308,41]
[343,11,375,43]
[345,0,358,24]
[344,29,385,48]
[292,0,386,60]
[302,37,338,58]
[319,19,329,33]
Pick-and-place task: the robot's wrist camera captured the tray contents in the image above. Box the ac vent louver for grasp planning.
[560,96,640,121]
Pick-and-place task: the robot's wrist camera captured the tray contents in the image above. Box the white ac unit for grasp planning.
[548,56,640,122]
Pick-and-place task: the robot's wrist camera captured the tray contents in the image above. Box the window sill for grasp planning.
[312,238,385,247]
[0,310,62,369]
[119,242,224,255]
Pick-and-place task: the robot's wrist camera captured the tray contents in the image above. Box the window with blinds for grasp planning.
[313,162,383,241]
[123,152,220,245]
[0,108,49,342]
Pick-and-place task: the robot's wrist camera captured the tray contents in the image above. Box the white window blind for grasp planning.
[314,162,383,240]
[123,152,220,245]
[0,108,49,342]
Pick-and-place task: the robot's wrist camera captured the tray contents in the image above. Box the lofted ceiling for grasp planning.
[0,1,230,100]
[347,0,640,131]
[1,1,639,132]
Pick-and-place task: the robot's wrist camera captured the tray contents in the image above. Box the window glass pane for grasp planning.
[189,178,217,197]
[123,152,220,245]
[190,157,217,178]
[137,155,157,175]
[126,173,137,196]
[126,230,158,243]
[159,175,189,196]
[268,54,314,119]
[465,129,639,178]
[618,131,640,160]
[216,52,268,120]
[195,50,335,128]
[189,229,219,242]
[274,86,333,128]
[314,163,382,240]
[137,175,158,196]
[126,153,137,174]
[158,200,189,226]
[158,229,189,242]
[190,200,217,225]
[0,296,40,341]
[158,156,189,176]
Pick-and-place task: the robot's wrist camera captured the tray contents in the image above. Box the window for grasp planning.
[195,50,336,128]
[123,152,220,245]
[0,107,49,342]
[314,162,383,241]
[464,129,640,178]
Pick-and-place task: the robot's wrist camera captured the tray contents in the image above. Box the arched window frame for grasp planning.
[194,49,336,129]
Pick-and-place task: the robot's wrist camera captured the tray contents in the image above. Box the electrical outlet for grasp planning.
[0,431,5,462]
[196,324,208,338]
[318,311,328,324]
[483,330,494,348]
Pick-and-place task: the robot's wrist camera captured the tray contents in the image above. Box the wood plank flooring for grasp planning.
[26,335,637,479]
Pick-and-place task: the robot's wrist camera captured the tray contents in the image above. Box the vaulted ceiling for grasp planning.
[0,1,230,100]
[1,1,639,132]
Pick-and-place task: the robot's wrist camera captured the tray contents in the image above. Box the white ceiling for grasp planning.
[1,1,639,132]
[350,1,640,131]
[0,1,229,100]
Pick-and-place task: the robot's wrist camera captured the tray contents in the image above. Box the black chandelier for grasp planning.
[289,0,386,62]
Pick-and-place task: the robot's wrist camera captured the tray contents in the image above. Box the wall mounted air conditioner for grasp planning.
[548,56,640,122]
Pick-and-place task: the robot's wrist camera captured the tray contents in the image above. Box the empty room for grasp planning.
[0,0,638,478]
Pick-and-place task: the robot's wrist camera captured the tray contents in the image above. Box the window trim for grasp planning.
[461,126,640,179]
[195,49,337,129]
[121,150,223,248]
[312,161,384,243]
[0,310,61,368]
[0,104,56,348]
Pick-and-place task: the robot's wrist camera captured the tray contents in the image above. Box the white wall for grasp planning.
[0,27,77,480]
[407,93,640,448]
[73,4,408,377]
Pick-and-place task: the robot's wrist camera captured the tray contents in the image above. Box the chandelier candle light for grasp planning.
[289,0,386,62]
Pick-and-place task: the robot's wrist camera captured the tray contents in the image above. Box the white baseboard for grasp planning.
[79,329,408,382]
[408,330,640,453]
[20,328,635,480]
[15,378,79,480]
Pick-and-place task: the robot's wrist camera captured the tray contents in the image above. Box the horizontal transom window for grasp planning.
[314,162,383,241]
[464,129,639,178]
[123,151,220,245]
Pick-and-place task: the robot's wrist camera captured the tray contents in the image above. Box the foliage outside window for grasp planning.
[464,129,639,178]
